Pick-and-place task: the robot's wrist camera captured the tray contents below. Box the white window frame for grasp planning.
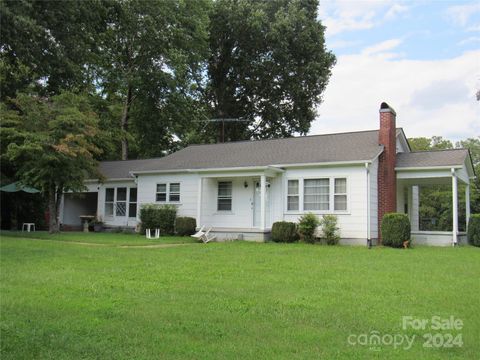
[105,188,115,217]
[284,176,349,214]
[287,179,300,211]
[169,183,180,202]
[104,187,138,218]
[217,181,233,211]
[303,178,330,211]
[156,182,181,203]
[334,178,348,211]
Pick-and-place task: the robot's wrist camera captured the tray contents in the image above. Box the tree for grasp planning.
[205,0,335,142]
[98,0,211,159]
[408,136,453,151]
[0,0,109,99]
[1,92,102,233]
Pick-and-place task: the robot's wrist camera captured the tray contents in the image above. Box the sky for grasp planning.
[311,0,480,142]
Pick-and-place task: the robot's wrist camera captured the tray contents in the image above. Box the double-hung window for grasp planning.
[304,179,330,211]
[217,181,232,211]
[156,183,180,203]
[156,184,167,202]
[169,183,180,202]
[287,180,299,211]
[334,178,347,211]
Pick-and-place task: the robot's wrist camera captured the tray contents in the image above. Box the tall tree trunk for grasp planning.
[48,183,59,233]
[121,85,133,160]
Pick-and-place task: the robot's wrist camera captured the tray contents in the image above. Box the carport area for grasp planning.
[61,192,98,230]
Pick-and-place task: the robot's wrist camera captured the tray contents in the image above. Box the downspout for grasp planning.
[365,162,371,248]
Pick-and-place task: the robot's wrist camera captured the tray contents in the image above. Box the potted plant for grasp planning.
[90,217,104,232]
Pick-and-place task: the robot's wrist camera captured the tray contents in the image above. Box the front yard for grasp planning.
[1,233,479,359]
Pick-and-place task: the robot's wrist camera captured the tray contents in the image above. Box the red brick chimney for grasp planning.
[377,102,397,244]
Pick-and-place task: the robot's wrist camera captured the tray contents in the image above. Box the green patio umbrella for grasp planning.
[0,182,40,193]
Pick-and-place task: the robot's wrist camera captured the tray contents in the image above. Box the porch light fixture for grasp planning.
[244,181,248,188]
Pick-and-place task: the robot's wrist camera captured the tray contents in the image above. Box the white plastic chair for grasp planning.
[146,228,160,239]
[200,227,216,243]
[191,225,206,239]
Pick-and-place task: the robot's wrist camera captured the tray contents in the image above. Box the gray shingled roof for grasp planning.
[98,130,386,179]
[396,149,469,168]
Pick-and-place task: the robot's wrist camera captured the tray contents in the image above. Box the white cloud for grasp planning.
[319,0,410,36]
[458,36,480,46]
[446,2,480,29]
[312,46,480,141]
[362,38,403,55]
[329,39,363,49]
[385,3,409,20]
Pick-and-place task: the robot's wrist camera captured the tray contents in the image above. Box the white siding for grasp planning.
[282,165,368,240]
[137,173,198,219]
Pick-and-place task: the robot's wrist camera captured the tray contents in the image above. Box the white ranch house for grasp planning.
[60,103,475,246]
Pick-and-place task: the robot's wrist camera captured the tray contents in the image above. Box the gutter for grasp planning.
[395,165,463,171]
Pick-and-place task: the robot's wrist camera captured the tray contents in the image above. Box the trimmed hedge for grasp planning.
[467,214,480,247]
[320,214,340,245]
[381,213,411,248]
[139,204,177,235]
[271,221,298,243]
[176,217,197,236]
[298,213,320,244]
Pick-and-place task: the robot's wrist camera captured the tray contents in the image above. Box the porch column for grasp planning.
[466,184,470,228]
[260,175,266,230]
[452,169,458,245]
[196,177,202,227]
[411,186,419,231]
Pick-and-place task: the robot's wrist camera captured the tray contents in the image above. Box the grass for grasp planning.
[0,231,196,246]
[1,235,479,359]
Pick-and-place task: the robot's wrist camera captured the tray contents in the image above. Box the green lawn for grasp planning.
[0,231,196,246]
[1,235,479,359]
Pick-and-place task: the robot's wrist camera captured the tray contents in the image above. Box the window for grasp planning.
[287,180,299,211]
[169,183,180,202]
[105,188,114,216]
[156,184,167,202]
[287,177,349,213]
[217,181,232,211]
[304,179,330,211]
[116,187,127,216]
[334,178,347,211]
[129,188,137,217]
[156,183,180,202]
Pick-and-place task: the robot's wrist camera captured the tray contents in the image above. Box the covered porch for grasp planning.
[195,167,283,241]
[396,166,472,246]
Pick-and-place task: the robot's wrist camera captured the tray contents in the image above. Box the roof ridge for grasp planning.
[406,148,468,154]
[187,128,385,148]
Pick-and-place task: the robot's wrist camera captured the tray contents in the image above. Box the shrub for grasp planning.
[298,213,320,244]
[271,221,298,243]
[467,214,480,247]
[175,217,197,236]
[139,204,177,235]
[320,215,340,245]
[381,213,411,248]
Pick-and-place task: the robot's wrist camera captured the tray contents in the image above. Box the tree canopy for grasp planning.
[205,0,335,142]
[1,92,103,232]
